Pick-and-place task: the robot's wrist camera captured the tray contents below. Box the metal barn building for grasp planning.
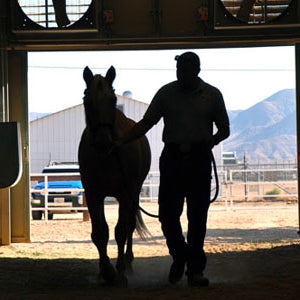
[29,95,223,174]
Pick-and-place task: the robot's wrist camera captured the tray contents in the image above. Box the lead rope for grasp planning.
[112,145,160,219]
[115,146,219,219]
[210,150,219,203]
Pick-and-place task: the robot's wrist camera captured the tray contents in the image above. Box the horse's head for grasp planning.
[83,66,117,154]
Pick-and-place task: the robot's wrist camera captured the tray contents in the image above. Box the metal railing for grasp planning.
[30,168,298,221]
[226,168,298,210]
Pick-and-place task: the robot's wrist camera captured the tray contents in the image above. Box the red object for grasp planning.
[198,7,209,21]
[103,10,114,23]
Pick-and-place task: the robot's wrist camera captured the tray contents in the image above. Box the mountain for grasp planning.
[227,110,242,121]
[224,89,296,162]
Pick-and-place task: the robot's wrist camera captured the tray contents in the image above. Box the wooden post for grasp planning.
[0,188,11,245]
[0,6,10,244]
[82,191,90,222]
[8,51,30,243]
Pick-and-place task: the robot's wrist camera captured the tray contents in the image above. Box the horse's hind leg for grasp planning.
[124,202,138,273]
[87,193,116,283]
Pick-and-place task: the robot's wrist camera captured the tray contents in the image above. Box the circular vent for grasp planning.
[18,0,92,28]
[220,0,293,24]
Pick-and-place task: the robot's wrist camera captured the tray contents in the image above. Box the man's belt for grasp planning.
[166,143,205,153]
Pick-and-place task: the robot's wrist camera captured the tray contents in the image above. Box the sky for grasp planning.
[28,46,296,113]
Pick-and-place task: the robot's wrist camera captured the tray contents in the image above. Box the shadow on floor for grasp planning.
[0,244,299,299]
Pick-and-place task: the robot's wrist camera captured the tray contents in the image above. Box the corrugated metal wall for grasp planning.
[30,104,85,172]
[29,95,164,173]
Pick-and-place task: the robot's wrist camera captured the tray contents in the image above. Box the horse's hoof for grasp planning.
[115,274,128,288]
[99,262,117,283]
[125,264,134,274]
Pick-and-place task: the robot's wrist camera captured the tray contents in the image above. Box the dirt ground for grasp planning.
[0,202,300,299]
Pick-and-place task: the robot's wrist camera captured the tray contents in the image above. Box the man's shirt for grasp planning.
[143,78,230,144]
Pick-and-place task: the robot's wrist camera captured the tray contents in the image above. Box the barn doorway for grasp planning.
[27,46,298,234]
[1,45,299,298]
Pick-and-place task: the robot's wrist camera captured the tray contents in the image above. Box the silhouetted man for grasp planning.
[116,52,230,287]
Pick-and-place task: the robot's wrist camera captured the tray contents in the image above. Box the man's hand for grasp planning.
[108,118,153,155]
[203,136,215,149]
[114,139,123,148]
[108,138,123,154]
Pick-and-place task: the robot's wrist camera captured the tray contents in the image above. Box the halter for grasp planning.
[83,83,117,136]
[84,85,117,156]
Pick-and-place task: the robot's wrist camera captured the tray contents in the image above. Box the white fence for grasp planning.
[30,173,88,221]
[225,168,298,210]
[30,168,299,220]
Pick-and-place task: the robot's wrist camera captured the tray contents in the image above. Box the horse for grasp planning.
[78,66,151,286]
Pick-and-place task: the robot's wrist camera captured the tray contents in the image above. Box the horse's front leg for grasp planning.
[87,192,116,283]
[115,195,132,286]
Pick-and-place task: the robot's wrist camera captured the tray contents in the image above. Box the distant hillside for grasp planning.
[224,89,296,162]
[227,110,242,121]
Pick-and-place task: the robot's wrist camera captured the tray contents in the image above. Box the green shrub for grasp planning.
[264,187,282,200]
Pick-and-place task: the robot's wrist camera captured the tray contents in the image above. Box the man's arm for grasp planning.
[117,118,154,146]
[213,89,230,146]
[213,125,230,146]
[117,87,164,146]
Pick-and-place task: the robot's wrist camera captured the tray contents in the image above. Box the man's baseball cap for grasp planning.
[175,52,200,69]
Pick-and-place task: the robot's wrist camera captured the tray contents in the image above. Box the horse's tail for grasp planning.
[135,209,151,240]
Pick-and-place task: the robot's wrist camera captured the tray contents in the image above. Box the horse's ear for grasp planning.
[105,66,116,86]
[83,66,93,87]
